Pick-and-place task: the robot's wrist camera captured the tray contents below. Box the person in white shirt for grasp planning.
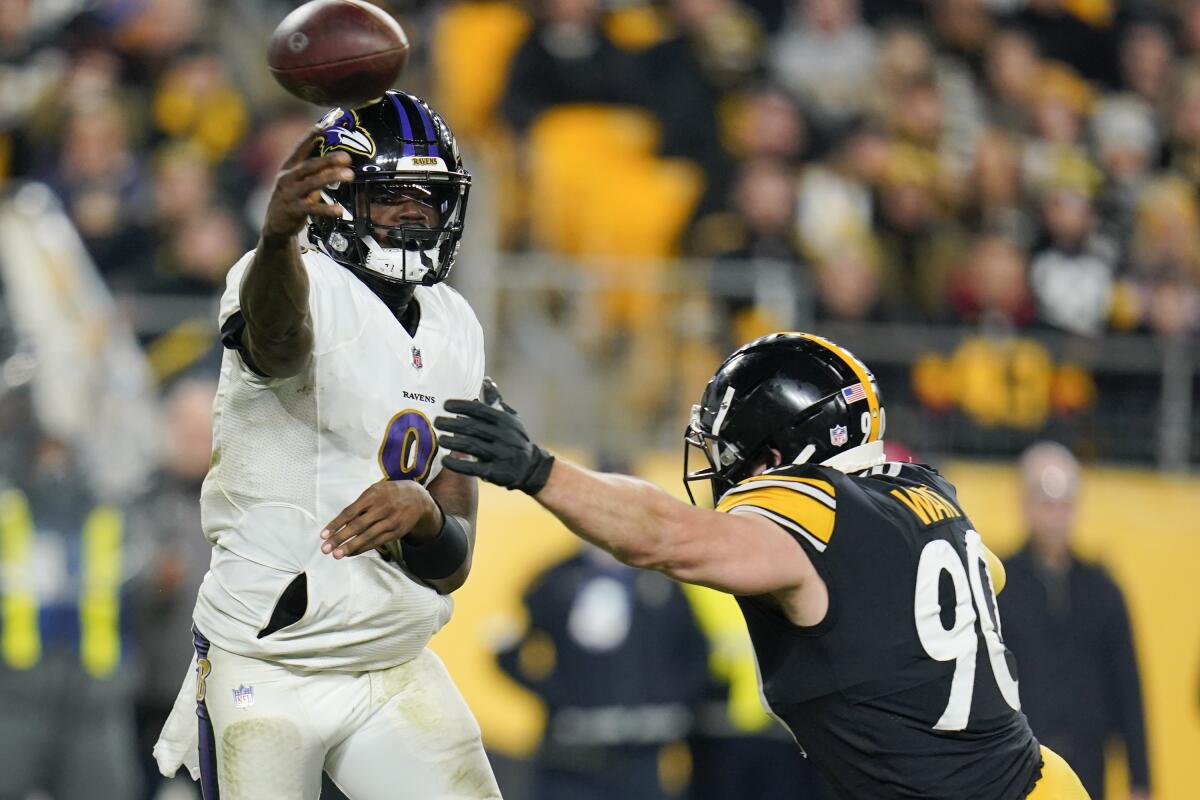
[154,91,500,800]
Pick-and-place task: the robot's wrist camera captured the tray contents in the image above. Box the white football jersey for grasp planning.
[192,248,485,671]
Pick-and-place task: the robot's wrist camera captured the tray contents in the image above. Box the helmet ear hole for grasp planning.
[721,442,776,486]
[747,446,783,477]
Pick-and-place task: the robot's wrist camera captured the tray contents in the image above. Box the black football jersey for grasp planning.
[716,462,1042,799]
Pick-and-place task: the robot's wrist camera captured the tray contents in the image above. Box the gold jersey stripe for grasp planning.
[718,486,836,544]
[732,474,836,506]
[791,333,881,442]
[726,505,829,553]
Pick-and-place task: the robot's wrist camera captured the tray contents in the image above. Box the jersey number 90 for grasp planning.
[914,530,1020,731]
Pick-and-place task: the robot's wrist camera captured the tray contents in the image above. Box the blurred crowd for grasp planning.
[0,0,323,306]
[488,0,1200,342]
[2,0,1199,351]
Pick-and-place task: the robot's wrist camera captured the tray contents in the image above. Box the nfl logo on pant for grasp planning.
[233,684,255,709]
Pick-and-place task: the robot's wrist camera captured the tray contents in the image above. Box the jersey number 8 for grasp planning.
[914,530,1021,731]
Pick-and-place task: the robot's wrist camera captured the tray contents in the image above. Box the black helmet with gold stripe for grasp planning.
[684,332,885,504]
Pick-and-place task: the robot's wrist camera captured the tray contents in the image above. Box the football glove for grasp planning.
[435,378,555,495]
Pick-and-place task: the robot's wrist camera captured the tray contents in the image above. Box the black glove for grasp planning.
[434,378,555,495]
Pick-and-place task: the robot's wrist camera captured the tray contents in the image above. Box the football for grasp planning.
[268,0,409,108]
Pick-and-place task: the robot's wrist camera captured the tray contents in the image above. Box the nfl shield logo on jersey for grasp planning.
[232,684,255,709]
[411,347,423,369]
[829,425,848,446]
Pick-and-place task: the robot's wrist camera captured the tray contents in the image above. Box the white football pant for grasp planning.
[194,631,501,799]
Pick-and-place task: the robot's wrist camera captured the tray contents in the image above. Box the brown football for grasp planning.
[268,0,409,108]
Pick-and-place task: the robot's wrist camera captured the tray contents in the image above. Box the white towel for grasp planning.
[152,654,201,781]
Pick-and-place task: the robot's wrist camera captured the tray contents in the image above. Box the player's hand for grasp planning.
[434,378,555,495]
[320,480,441,559]
[261,127,353,244]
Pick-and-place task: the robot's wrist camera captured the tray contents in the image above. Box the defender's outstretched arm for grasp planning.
[433,392,820,609]
[533,457,819,600]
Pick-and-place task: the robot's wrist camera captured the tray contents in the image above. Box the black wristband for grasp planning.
[400,498,470,581]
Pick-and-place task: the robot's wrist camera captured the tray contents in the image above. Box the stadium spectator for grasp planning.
[1010,0,1120,86]
[1019,65,1093,242]
[769,0,878,135]
[1027,62,1092,155]
[0,388,143,800]
[689,157,805,341]
[963,127,1034,246]
[500,0,637,133]
[983,26,1040,132]
[928,0,993,72]
[949,232,1033,328]
[1027,161,1117,336]
[235,108,314,232]
[889,76,946,154]
[1179,0,1200,65]
[151,48,248,163]
[664,0,765,91]
[631,0,753,190]
[131,378,217,800]
[153,203,246,295]
[1091,95,1158,245]
[871,22,936,120]
[727,88,809,165]
[40,97,154,282]
[0,0,68,181]
[999,442,1152,800]
[495,543,709,800]
[795,120,885,260]
[873,143,966,321]
[1118,18,1173,116]
[877,20,982,180]
[150,142,216,230]
[108,0,204,78]
[126,141,244,295]
[1165,65,1200,187]
[812,235,885,322]
[1119,175,1200,336]
[707,157,802,263]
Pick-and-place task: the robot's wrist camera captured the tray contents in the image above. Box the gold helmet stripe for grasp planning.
[791,332,882,443]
